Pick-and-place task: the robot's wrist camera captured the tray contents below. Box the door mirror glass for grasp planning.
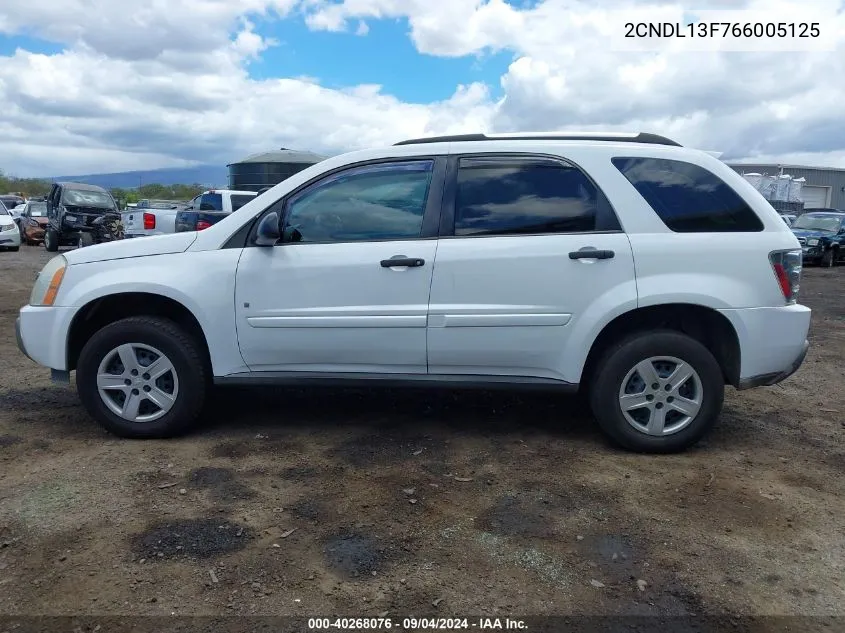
[254,211,281,246]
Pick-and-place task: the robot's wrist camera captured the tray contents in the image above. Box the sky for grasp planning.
[0,0,844,177]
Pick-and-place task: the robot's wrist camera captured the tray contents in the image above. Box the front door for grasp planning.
[234,158,445,374]
[427,154,637,384]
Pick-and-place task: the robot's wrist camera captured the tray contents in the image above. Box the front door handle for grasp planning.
[380,256,425,268]
[568,249,615,260]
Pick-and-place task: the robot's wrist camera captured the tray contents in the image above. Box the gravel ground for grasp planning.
[0,245,843,625]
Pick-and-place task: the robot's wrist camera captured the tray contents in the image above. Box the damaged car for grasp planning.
[44,182,121,252]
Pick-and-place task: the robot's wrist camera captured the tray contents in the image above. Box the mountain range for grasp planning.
[49,164,229,189]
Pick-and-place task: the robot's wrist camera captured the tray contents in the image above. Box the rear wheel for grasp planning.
[76,317,208,438]
[44,228,59,252]
[589,330,724,453]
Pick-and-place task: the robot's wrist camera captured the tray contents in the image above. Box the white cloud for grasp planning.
[0,0,844,176]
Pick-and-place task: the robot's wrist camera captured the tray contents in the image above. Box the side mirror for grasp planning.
[254,211,281,247]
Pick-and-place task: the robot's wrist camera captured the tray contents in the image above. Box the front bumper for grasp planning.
[737,339,809,390]
[15,317,32,361]
[0,224,21,246]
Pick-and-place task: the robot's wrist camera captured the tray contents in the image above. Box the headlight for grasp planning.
[806,238,819,246]
[0,219,14,230]
[30,255,67,307]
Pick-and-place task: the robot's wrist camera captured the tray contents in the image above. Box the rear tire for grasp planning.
[44,228,59,252]
[76,317,208,439]
[589,330,724,453]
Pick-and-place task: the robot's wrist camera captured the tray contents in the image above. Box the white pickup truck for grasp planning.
[121,199,187,239]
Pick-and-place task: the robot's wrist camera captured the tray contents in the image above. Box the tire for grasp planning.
[76,317,208,438]
[820,248,836,268]
[589,330,724,453]
[44,228,59,252]
[78,232,94,248]
[8,246,19,252]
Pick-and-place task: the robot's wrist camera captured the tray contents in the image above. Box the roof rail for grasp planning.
[394,132,682,147]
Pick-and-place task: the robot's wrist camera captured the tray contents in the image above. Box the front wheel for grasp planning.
[78,232,94,248]
[589,330,724,453]
[44,228,59,252]
[76,317,208,438]
[820,248,836,268]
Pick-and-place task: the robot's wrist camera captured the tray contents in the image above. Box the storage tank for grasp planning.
[227,148,327,192]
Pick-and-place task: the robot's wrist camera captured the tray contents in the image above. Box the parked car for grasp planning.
[122,199,187,239]
[16,132,810,453]
[17,200,50,245]
[44,182,121,252]
[790,211,845,267]
[174,189,256,232]
[0,201,21,251]
[0,194,25,211]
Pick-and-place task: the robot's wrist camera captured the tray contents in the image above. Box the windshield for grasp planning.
[792,215,842,232]
[0,202,8,215]
[28,203,48,217]
[63,189,115,208]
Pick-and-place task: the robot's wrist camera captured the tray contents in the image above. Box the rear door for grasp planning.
[427,154,637,384]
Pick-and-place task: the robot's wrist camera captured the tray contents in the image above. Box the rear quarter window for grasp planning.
[612,157,764,232]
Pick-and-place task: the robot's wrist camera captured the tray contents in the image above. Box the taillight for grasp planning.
[196,220,212,231]
[769,249,802,304]
[143,212,155,230]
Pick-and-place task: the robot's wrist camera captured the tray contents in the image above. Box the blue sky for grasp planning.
[1,0,844,177]
[250,18,513,102]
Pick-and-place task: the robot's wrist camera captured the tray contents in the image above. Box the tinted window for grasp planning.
[284,161,433,243]
[231,194,255,211]
[199,193,223,211]
[0,201,8,215]
[454,158,603,236]
[612,157,763,232]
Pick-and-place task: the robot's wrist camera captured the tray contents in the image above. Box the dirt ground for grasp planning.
[1,245,843,625]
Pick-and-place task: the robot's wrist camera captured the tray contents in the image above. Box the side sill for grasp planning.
[214,371,579,393]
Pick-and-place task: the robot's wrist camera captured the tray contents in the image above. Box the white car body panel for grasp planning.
[122,207,179,238]
[16,137,810,391]
[1,216,21,249]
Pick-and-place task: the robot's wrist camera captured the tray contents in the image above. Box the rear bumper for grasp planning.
[718,304,811,389]
[737,339,809,390]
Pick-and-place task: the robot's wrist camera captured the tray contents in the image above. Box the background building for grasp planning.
[727,163,845,210]
[228,148,327,192]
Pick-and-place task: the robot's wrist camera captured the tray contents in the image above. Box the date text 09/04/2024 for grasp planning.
[307,617,527,630]
[624,22,820,38]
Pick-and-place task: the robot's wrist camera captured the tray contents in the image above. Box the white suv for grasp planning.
[15,133,810,452]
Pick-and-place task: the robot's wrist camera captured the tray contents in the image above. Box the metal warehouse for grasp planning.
[227,148,327,192]
[727,163,845,210]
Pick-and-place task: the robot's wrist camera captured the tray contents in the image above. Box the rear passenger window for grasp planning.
[612,157,763,232]
[454,157,616,236]
[231,195,254,211]
[199,193,223,211]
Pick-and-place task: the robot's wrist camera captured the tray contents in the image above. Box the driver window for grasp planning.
[283,160,434,243]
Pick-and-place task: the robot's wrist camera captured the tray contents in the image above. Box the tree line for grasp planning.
[1,170,206,205]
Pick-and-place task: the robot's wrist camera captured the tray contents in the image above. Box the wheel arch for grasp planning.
[67,292,212,373]
[581,303,742,388]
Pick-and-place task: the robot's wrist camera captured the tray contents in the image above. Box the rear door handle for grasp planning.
[568,249,615,260]
[380,256,425,268]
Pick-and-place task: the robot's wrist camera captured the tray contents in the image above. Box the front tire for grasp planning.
[821,248,836,268]
[589,330,724,453]
[76,317,208,438]
[78,232,94,248]
[44,228,59,252]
